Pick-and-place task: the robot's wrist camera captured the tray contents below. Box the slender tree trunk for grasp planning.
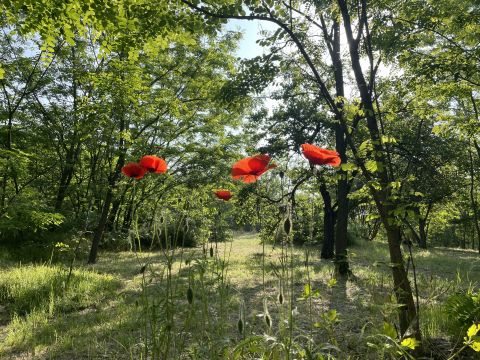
[331,18,350,275]
[88,119,126,263]
[55,142,81,210]
[55,46,81,211]
[106,192,124,231]
[378,200,418,336]
[319,182,335,259]
[468,147,480,253]
[1,112,14,210]
[337,0,419,339]
[418,217,427,249]
[404,219,422,247]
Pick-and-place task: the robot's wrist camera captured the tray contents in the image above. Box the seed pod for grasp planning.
[209,246,214,257]
[264,313,272,328]
[283,217,292,235]
[187,286,193,304]
[237,318,244,335]
[279,171,285,179]
[139,265,146,274]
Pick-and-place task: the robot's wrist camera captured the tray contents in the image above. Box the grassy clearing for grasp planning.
[0,234,479,359]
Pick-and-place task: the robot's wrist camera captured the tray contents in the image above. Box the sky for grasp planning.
[225,19,278,59]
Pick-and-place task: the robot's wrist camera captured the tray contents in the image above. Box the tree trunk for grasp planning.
[55,45,81,211]
[331,18,350,275]
[418,217,427,249]
[337,0,420,339]
[54,142,81,210]
[468,147,480,253]
[88,120,126,263]
[378,201,418,337]
[88,188,113,264]
[319,182,335,259]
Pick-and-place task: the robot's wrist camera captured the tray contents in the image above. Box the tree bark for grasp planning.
[319,182,336,259]
[418,217,427,249]
[468,147,480,254]
[331,17,350,275]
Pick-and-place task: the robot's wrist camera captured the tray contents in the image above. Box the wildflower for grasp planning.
[214,190,233,201]
[139,155,167,174]
[301,144,341,167]
[231,154,276,183]
[121,162,147,179]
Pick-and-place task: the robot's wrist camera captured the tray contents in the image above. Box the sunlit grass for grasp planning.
[0,234,478,359]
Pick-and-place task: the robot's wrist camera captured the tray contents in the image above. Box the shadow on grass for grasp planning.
[2,238,478,360]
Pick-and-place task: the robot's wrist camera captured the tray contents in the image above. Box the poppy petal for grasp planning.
[139,155,168,173]
[231,154,276,183]
[122,162,147,179]
[301,144,341,167]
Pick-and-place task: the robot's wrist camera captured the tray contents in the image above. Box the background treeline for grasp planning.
[0,0,479,265]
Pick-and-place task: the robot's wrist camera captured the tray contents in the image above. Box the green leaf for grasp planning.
[303,283,311,298]
[327,278,337,288]
[340,163,357,171]
[383,322,397,339]
[365,160,383,173]
[0,66,4,79]
[327,309,337,322]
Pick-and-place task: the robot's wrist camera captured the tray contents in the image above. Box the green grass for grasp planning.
[0,234,479,359]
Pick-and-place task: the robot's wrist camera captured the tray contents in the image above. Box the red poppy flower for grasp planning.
[231,154,277,183]
[139,155,167,174]
[214,190,233,201]
[301,144,341,167]
[122,162,147,179]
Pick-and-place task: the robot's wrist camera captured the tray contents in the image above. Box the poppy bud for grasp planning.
[284,217,292,235]
[278,292,284,304]
[209,246,214,258]
[264,313,272,328]
[187,287,193,304]
[279,171,284,179]
[237,318,244,335]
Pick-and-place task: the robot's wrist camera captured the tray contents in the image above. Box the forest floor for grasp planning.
[0,234,479,359]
